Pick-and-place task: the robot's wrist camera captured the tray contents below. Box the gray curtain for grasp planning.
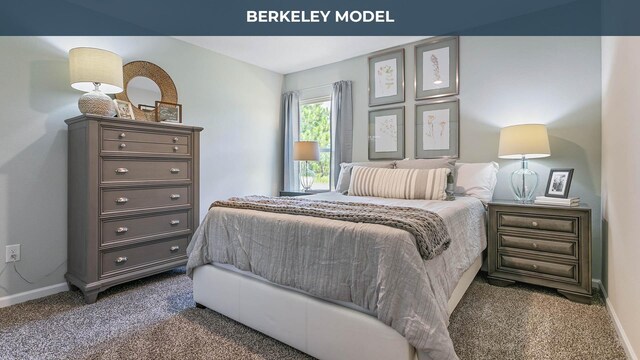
[282,91,300,191]
[331,80,353,185]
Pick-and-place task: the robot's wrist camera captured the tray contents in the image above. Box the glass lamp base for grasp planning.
[510,167,538,203]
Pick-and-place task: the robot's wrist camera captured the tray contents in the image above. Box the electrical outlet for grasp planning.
[5,244,20,263]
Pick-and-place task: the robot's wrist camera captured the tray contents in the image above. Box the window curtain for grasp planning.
[331,80,353,185]
[282,91,300,191]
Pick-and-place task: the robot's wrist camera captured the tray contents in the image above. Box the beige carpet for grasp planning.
[0,268,627,360]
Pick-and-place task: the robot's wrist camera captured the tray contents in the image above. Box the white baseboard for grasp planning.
[596,280,638,360]
[0,282,69,308]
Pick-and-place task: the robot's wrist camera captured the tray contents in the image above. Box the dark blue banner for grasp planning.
[0,0,638,35]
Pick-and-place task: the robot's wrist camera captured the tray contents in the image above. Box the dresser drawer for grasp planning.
[498,254,577,282]
[103,140,189,155]
[102,128,189,145]
[101,210,191,246]
[498,212,577,236]
[102,159,190,183]
[498,234,577,258]
[100,236,189,277]
[102,186,190,214]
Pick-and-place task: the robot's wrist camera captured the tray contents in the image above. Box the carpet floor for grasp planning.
[0,268,627,360]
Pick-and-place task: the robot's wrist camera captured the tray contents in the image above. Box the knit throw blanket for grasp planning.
[210,196,451,260]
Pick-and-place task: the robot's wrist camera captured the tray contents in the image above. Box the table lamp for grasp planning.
[498,124,551,203]
[294,141,320,191]
[69,47,124,116]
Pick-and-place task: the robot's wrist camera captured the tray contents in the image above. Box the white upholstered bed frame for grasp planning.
[192,254,482,360]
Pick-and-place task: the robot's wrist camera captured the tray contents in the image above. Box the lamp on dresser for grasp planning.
[69,47,124,116]
[294,141,320,191]
[498,124,551,203]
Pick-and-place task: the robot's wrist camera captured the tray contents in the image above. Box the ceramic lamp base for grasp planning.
[78,87,115,117]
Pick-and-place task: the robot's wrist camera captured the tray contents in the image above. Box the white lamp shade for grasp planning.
[69,47,124,94]
[293,141,320,161]
[498,124,551,159]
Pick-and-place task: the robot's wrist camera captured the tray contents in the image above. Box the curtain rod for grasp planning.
[294,83,333,92]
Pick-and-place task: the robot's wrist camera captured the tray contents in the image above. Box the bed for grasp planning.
[186,190,488,360]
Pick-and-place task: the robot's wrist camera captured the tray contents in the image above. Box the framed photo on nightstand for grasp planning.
[544,168,574,198]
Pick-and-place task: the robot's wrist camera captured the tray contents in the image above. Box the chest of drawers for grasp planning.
[487,201,592,303]
[65,115,203,303]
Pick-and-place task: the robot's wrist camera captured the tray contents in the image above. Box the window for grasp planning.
[298,97,332,191]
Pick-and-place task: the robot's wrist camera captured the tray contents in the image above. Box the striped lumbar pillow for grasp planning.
[349,166,450,200]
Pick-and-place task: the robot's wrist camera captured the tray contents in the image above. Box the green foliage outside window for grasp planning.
[300,101,331,189]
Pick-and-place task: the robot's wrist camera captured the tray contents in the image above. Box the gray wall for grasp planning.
[0,37,283,297]
[285,37,603,280]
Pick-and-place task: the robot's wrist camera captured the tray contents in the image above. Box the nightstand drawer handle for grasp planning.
[115,168,129,174]
[531,221,538,227]
[173,146,179,152]
[119,132,126,139]
[170,246,180,252]
[532,264,538,270]
[115,197,129,204]
[532,243,538,249]
[119,143,127,149]
[170,219,180,225]
[170,194,181,200]
[170,168,181,174]
[173,137,179,143]
[116,226,128,234]
[115,256,128,264]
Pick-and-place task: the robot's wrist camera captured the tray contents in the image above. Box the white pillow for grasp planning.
[454,162,499,203]
[336,161,395,194]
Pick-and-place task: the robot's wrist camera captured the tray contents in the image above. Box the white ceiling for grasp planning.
[174,36,429,74]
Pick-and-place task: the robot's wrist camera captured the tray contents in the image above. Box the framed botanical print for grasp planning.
[368,107,405,160]
[415,36,459,100]
[368,49,405,106]
[545,168,574,198]
[415,98,459,158]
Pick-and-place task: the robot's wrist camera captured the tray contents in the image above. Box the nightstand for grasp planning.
[487,200,592,303]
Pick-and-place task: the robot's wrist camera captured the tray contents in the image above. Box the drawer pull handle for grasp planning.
[116,226,128,234]
[170,246,180,252]
[119,132,126,139]
[115,168,129,174]
[532,264,538,270]
[173,137,179,143]
[170,168,181,174]
[532,243,538,249]
[119,143,127,149]
[116,197,129,204]
[170,194,181,200]
[170,219,181,225]
[115,256,128,264]
[173,146,179,152]
[531,221,538,227]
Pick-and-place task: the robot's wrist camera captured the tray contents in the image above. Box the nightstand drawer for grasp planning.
[498,213,577,236]
[100,236,189,278]
[499,234,577,258]
[498,254,577,281]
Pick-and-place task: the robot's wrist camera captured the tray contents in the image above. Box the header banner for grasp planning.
[0,0,638,35]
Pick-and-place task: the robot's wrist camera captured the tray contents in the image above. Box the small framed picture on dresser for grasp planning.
[113,99,135,120]
[544,168,574,198]
[155,101,183,123]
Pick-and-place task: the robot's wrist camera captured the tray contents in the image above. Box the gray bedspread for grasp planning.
[187,192,487,360]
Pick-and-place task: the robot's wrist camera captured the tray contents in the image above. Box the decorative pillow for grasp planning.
[336,161,395,194]
[349,166,450,200]
[454,162,499,203]
[394,158,456,172]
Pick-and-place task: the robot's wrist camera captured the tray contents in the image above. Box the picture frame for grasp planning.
[113,99,135,120]
[138,104,157,121]
[155,101,182,123]
[415,98,459,159]
[368,107,405,160]
[415,36,459,100]
[368,49,405,107]
[544,168,574,198]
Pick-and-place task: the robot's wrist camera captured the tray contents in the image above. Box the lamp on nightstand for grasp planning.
[294,141,320,191]
[69,47,124,116]
[498,124,551,203]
